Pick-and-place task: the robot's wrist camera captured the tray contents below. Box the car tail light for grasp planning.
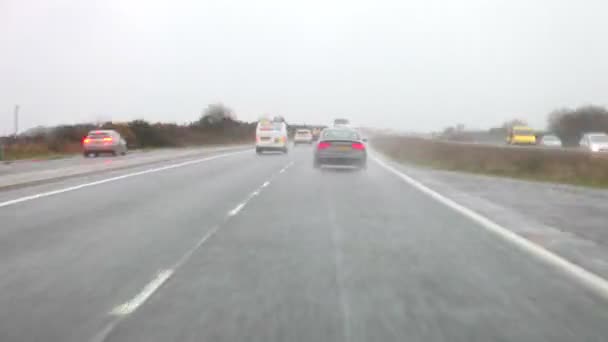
[318,142,331,150]
[83,138,91,144]
[103,137,113,142]
[352,142,365,150]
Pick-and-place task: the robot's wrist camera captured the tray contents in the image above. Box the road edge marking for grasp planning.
[0,150,249,208]
[373,155,608,301]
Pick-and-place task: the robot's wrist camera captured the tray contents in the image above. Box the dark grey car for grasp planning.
[313,128,367,169]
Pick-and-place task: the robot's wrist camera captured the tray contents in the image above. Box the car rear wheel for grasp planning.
[256,147,262,154]
[282,147,288,154]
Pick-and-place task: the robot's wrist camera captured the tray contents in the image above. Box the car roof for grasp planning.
[323,127,357,132]
[88,130,116,135]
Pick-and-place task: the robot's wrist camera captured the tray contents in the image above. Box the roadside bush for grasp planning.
[2,104,256,160]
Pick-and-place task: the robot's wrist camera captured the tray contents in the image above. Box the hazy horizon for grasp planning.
[2,0,608,135]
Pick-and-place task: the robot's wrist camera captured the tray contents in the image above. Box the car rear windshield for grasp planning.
[87,132,111,138]
[258,122,282,131]
[297,130,311,135]
[589,135,608,143]
[334,119,349,125]
[513,129,534,136]
[322,130,360,140]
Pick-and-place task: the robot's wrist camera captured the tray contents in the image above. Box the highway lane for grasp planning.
[1,146,608,341]
[0,148,288,342]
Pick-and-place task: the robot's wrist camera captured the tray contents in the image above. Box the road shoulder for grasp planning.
[0,145,250,191]
[373,151,608,288]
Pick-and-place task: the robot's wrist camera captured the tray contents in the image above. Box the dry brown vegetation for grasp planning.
[1,142,82,161]
[372,135,608,187]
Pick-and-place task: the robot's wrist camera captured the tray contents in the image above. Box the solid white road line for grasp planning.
[373,156,608,301]
[0,150,248,209]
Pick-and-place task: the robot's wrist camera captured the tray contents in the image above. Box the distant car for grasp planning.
[333,118,350,128]
[256,119,288,154]
[539,134,562,147]
[579,133,608,153]
[294,129,313,145]
[314,128,367,169]
[506,125,536,145]
[82,130,127,157]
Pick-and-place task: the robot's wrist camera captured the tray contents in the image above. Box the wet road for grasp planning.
[1,146,607,342]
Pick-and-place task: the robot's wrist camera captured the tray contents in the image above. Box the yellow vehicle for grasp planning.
[507,126,536,145]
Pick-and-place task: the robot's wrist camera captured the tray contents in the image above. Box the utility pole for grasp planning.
[13,105,20,138]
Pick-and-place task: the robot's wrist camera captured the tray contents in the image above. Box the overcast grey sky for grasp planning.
[1,0,607,135]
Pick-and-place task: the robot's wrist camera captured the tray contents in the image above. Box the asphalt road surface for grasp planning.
[1,145,608,342]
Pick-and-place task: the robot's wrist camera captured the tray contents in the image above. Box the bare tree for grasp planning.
[199,103,235,127]
[547,105,608,146]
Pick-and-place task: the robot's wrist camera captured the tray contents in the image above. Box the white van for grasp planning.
[256,119,288,154]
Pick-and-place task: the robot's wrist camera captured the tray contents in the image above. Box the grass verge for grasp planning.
[0,140,253,162]
[372,135,608,188]
[1,143,80,162]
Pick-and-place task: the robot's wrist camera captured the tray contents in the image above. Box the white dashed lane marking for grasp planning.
[108,160,295,319]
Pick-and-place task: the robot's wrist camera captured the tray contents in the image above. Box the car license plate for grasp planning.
[336,146,351,151]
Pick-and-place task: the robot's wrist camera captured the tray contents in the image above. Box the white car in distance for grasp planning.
[294,129,313,145]
[539,134,562,147]
[579,133,608,153]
